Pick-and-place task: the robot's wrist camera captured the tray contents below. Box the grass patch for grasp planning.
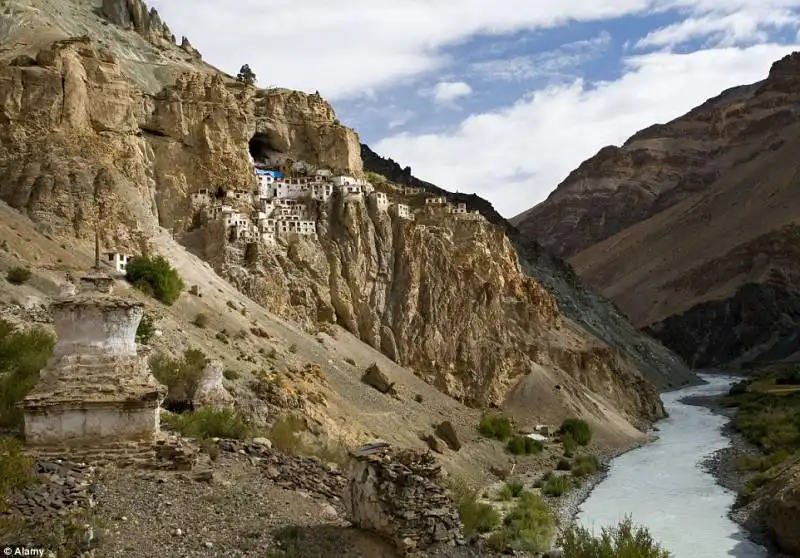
[162,408,251,439]
[223,368,241,381]
[0,438,36,511]
[267,414,306,453]
[557,516,670,558]
[543,474,571,497]
[448,476,501,539]
[125,254,185,306]
[6,267,32,285]
[506,435,544,455]
[560,418,592,446]
[478,412,513,441]
[192,313,209,328]
[149,348,207,403]
[0,320,55,429]
[557,458,572,471]
[572,455,601,478]
[486,491,553,554]
[498,478,525,501]
[136,313,155,345]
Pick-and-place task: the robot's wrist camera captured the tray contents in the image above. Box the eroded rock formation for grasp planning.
[344,443,464,552]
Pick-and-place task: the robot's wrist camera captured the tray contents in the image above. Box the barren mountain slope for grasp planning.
[513,52,800,368]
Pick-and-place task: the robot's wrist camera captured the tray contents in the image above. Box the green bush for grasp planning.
[268,414,306,454]
[557,516,670,558]
[192,313,209,328]
[0,320,55,429]
[149,348,207,403]
[486,491,553,554]
[6,267,32,285]
[499,478,525,500]
[557,458,572,471]
[506,435,544,455]
[223,368,241,381]
[448,477,501,539]
[136,313,155,345]
[0,437,36,511]
[162,408,251,440]
[125,254,185,306]
[560,418,592,446]
[572,455,601,477]
[478,412,513,441]
[543,475,571,497]
[563,432,577,457]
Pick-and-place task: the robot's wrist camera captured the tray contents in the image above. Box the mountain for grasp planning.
[511,52,800,369]
[361,145,695,391]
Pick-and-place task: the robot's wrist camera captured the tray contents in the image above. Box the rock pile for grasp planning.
[4,459,95,524]
[343,443,465,554]
[216,438,346,502]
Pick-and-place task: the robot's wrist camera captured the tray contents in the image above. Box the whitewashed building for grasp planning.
[190,189,212,206]
[392,203,412,219]
[370,192,389,211]
[105,252,131,274]
[425,196,447,206]
[311,183,334,202]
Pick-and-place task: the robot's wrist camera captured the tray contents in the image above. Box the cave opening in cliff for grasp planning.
[248,133,280,168]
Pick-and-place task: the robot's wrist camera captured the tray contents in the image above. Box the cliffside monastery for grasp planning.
[189,154,481,248]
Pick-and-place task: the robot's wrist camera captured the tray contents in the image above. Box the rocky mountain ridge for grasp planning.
[0,0,695,453]
[512,51,800,369]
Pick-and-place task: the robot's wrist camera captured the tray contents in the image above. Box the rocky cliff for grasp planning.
[0,0,686,436]
[361,144,696,392]
[0,0,361,249]
[512,52,800,369]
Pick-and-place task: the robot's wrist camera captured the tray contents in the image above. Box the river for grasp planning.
[576,374,768,557]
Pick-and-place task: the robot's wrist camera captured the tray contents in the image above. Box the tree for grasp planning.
[236,64,256,86]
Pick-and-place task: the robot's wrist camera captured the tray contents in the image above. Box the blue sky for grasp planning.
[151,1,800,217]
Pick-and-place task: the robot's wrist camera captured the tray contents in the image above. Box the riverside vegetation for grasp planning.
[723,364,800,493]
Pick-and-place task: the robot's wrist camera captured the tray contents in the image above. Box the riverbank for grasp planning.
[552,437,651,536]
[680,393,791,558]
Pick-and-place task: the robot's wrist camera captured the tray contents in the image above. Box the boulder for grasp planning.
[425,435,446,454]
[434,421,462,451]
[361,363,395,395]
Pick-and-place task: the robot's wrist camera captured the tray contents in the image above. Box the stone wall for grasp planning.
[343,444,464,554]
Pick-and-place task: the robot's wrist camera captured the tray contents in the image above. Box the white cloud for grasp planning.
[471,31,612,82]
[429,81,473,103]
[637,8,800,48]
[149,1,800,100]
[374,44,798,218]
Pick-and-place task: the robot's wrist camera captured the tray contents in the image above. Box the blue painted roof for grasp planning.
[255,169,283,178]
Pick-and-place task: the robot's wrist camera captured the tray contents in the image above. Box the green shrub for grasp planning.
[557,458,572,471]
[560,418,592,446]
[136,313,156,345]
[737,451,791,472]
[486,491,553,554]
[288,343,298,353]
[149,348,207,403]
[0,321,55,429]
[125,254,185,305]
[506,435,544,455]
[557,516,670,558]
[478,412,513,441]
[543,475,571,497]
[414,393,424,403]
[448,476,501,539]
[162,408,251,439]
[268,414,306,454]
[6,267,32,285]
[563,432,577,457]
[344,357,356,366]
[364,171,388,184]
[506,478,524,497]
[223,368,241,381]
[192,313,209,328]
[572,455,601,477]
[0,437,36,511]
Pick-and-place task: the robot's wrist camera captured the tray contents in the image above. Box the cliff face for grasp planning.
[512,51,800,368]
[0,0,679,435]
[0,1,361,249]
[361,144,696,392]
[197,195,664,426]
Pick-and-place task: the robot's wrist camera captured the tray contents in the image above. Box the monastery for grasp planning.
[189,154,481,248]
